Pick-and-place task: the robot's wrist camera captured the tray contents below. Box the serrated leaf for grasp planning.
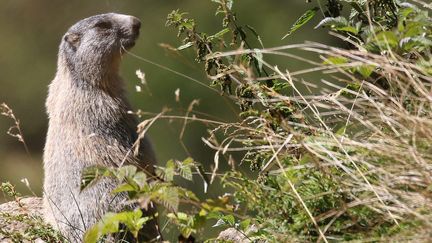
[117,165,137,180]
[163,160,175,182]
[314,13,357,34]
[83,214,119,243]
[133,171,148,189]
[156,186,179,212]
[315,16,348,29]
[179,165,193,181]
[122,209,145,238]
[374,31,398,49]
[400,37,432,51]
[181,191,200,208]
[222,214,235,226]
[178,157,194,181]
[239,218,251,231]
[84,211,142,243]
[80,166,112,191]
[282,7,318,39]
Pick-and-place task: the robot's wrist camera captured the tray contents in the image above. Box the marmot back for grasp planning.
[43,13,159,242]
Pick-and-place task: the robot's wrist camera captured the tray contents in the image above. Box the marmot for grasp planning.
[43,13,159,242]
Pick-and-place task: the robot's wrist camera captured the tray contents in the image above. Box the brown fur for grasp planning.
[43,13,159,242]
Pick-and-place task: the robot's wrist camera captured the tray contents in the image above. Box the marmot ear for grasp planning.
[64,33,81,49]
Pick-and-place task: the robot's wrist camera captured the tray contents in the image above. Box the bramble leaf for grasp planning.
[282,7,319,39]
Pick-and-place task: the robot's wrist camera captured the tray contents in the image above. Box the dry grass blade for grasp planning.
[0,103,29,154]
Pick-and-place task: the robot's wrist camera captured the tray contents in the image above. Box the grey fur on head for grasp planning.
[60,13,141,87]
[43,13,160,242]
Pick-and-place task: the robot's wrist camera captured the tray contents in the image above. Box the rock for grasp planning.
[0,197,64,242]
[217,227,249,242]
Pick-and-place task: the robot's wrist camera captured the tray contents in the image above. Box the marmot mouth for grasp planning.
[121,39,136,50]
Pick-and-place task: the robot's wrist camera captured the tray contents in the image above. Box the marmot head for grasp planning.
[59,13,141,84]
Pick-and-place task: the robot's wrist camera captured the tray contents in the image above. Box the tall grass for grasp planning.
[81,0,432,241]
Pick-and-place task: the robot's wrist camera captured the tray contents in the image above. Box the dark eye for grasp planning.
[94,21,112,29]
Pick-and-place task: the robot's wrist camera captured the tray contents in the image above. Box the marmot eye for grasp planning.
[94,21,112,29]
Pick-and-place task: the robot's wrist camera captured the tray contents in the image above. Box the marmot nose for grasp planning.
[131,17,141,34]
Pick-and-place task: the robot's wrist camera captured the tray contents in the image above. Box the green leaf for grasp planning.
[80,166,112,191]
[222,214,235,226]
[336,125,347,136]
[121,209,148,238]
[356,65,375,78]
[374,31,398,49]
[167,212,197,238]
[180,227,194,238]
[400,37,432,52]
[315,16,358,34]
[162,159,175,182]
[177,42,194,50]
[323,56,349,65]
[315,16,348,29]
[179,160,193,181]
[155,186,179,212]
[207,211,223,220]
[177,186,199,201]
[133,171,148,189]
[117,165,137,180]
[181,19,195,30]
[209,28,230,40]
[84,215,119,243]
[239,218,251,231]
[282,7,319,39]
[399,3,418,18]
[112,183,136,194]
[336,26,358,34]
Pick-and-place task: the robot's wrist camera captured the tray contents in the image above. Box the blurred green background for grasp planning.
[0,0,334,207]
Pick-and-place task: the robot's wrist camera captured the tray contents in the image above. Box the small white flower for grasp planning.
[135,69,146,84]
[175,88,180,102]
[21,178,30,187]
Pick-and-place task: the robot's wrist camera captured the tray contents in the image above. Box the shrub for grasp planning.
[83,0,432,241]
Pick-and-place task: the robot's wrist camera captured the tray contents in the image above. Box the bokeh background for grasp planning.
[0,0,335,234]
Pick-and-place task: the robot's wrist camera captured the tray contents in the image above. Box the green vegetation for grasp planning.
[0,212,64,243]
[79,0,432,242]
[2,0,432,242]
[0,183,65,242]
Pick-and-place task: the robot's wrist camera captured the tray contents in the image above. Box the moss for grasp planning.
[0,212,65,243]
